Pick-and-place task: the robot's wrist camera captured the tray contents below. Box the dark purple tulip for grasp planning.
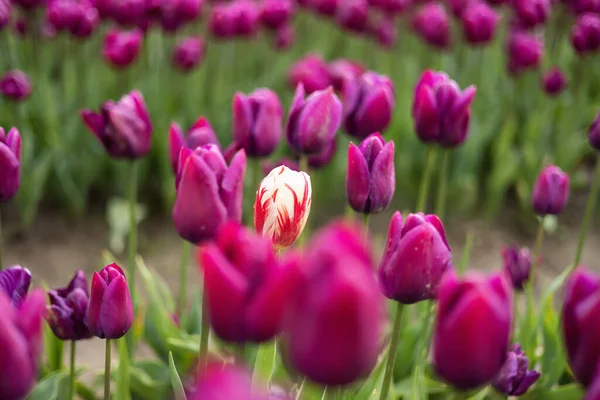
[572,0,600,15]
[0,266,30,306]
[531,165,569,215]
[173,145,246,244]
[346,133,395,214]
[563,267,600,387]
[311,0,339,16]
[0,127,21,202]
[209,2,235,38]
[172,36,205,72]
[111,0,146,26]
[378,212,452,304]
[14,18,27,37]
[286,84,342,156]
[261,0,295,30]
[160,0,203,32]
[542,67,567,96]
[447,0,473,18]
[587,370,600,400]
[461,1,499,45]
[81,90,153,159]
[572,13,600,55]
[492,344,540,396]
[512,0,551,28]
[198,222,300,343]
[273,24,295,50]
[0,289,46,400]
[411,3,451,49]
[0,0,11,30]
[284,222,384,385]
[169,117,220,173]
[343,71,395,139]
[191,364,268,400]
[369,17,398,49]
[68,1,99,38]
[47,271,93,341]
[412,70,477,147]
[327,59,365,93]
[590,111,600,151]
[47,0,75,31]
[434,270,513,390]
[232,88,283,158]
[336,0,369,33]
[507,30,544,75]
[502,245,532,290]
[369,0,412,13]
[209,0,259,38]
[288,54,332,95]
[0,70,31,102]
[307,137,337,169]
[12,0,46,10]
[86,263,133,339]
[102,28,143,68]
[261,158,300,176]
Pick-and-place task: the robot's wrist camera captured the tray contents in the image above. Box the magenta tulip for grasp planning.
[288,54,332,95]
[411,3,451,49]
[169,117,219,173]
[531,165,569,216]
[172,36,205,72]
[327,58,365,92]
[502,245,532,290]
[0,127,21,202]
[47,270,93,341]
[0,70,31,102]
[102,28,143,68]
[572,13,600,55]
[261,0,295,30]
[461,1,499,45]
[542,67,567,96]
[507,30,544,75]
[492,344,540,396]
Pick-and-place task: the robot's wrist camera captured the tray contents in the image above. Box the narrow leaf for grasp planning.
[169,352,187,400]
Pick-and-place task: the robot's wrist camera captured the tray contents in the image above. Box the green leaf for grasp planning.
[75,381,99,400]
[43,322,64,372]
[252,340,277,390]
[539,297,566,388]
[116,338,131,400]
[467,386,490,400]
[526,384,584,400]
[352,347,389,400]
[169,352,187,400]
[26,371,69,400]
[129,361,171,400]
[182,290,202,335]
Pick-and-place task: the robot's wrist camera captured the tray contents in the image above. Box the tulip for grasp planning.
[192,364,268,400]
[411,3,451,49]
[343,71,395,139]
[369,17,398,49]
[169,117,219,173]
[47,271,93,341]
[209,0,260,38]
[102,28,143,68]
[0,266,31,306]
[261,0,295,30]
[173,145,246,244]
[47,0,75,31]
[273,24,295,50]
[12,0,46,10]
[507,30,544,75]
[502,245,532,290]
[81,90,153,159]
[86,263,133,339]
[492,344,540,396]
[412,70,477,147]
[286,84,342,155]
[68,1,99,38]
[261,158,299,176]
[307,137,337,169]
[0,0,11,30]
[336,0,369,33]
[531,165,569,216]
[232,88,283,158]
[461,1,499,45]
[209,3,235,38]
[542,67,567,96]
[378,212,452,304]
[590,111,600,151]
[572,13,600,55]
[0,127,21,202]
[311,0,339,16]
[327,59,365,92]
[369,0,411,13]
[254,166,311,249]
[160,0,203,32]
[587,371,600,400]
[512,0,551,29]
[172,36,205,72]
[433,270,513,390]
[288,54,332,95]
[0,289,46,400]
[0,70,31,102]
[111,0,146,26]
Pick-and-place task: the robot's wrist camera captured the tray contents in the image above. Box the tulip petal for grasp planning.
[6,128,21,161]
[354,84,395,138]
[86,272,108,336]
[169,123,185,173]
[346,143,370,213]
[98,276,134,339]
[80,109,106,139]
[424,214,451,251]
[251,91,283,157]
[0,266,31,306]
[381,211,403,263]
[232,92,253,150]
[297,87,342,154]
[367,141,395,213]
[413,85,440,142]
[221,149,247,223]
[17,289,47,361]
[285,83,306,150]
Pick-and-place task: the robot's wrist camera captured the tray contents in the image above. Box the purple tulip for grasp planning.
[209,0,259,38]
[411,3,451,49]
[571,0,600,15]
[572,13,600,55]
[531,165,569,215]
[102,28,143,68]
[47,0,76,31]
[68,1,99,38]
[81,90,153,159]
[502,245,532,290]
[507,30,544,75]
[288,54,332,95]
[336,0,369,33]
[307,137,337,169]
[110,0,146,26]
[461,1,499,45]
[311,0,339,16]
[512,0,551,29]
[0,127,21,202]
[47,270,93,341]
[172,36,205,72]
[261,0,295,30]
[434,270,513,390]
[86,263,133,339]
[273,24,295,50]
[169,117,220,173]
[284,222,384,385]
[327,58,365,92]
[198,222,300,343]
[0,288,46,400]
[369,17,398,49]
[0,266,30,306]
[159,0,203,32]
[261,158,300,176]
[232,88,283,158]
[563,267,600,387]
[0,0,11,30]
[587,370,600,400]
[12,0,46,10]
[412,70,477,147]
[590,111,600,151]
[0,70,31,102]
[542,67,567,96]
[286,84,342,155]
[378,212,451,304]
[191,364,268,400]
[346,133,395,214]
[369,0,412,13]
[173,145,246,244]
[492,344,540,396]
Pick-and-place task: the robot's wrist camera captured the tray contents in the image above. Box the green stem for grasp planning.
[415,147,437,212]
[299,155,308,173]
[127,161,138,297]
[363,213,370,242]
[525,220,545,342]
[378,304,405,400]
[573,157,600,267]
[0,208,3,270]
[104,339,112,400]
[178,240,190,325]
[435,150,450,218]
[198,280,210,378]
[252,340,277,390]
[69,341,76,400]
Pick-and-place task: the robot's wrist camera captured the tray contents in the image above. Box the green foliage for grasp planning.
[168,352,187,400]
[26,371,70,400]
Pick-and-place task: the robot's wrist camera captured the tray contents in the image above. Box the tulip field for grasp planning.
[2,0,600,399]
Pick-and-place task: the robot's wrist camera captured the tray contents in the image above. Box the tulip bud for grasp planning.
[261,0,295,30]
[160,0,203,32]
[307,137,337,169]
[0,265,31,306]
[288,54,332,95]
[0,70,31,102]
[378,212,451,304]
[47,0,75,31]
[590,111,600,151]
[412,70,477,147]
[169,117,219,173]
[343,71,395,139]
[284,222,384,385]
[69,1,99,38]
[336,0,369,33]
[327,59,365,93]
[12,0,45,10]
[261,158,299,176]
[254,166,311,249]
[86,263,134,339]
[192,364,269,400]
[209,0,259,38]
[0,0,11,30]
[492,344,540,396]
[461,1,499,45]
[111,0,146,26]
[81,90,153,159]
[411,3,451,49]
[286,84,342,155]
[572,13,600,55]
[507,30,544,75]
[502,245,532,290]
[369,17,398,49]
[273,24,295,50]
[531,165,569,216]
[434,270,513,390]
[311,0,339,16]
[172,36,205,72]
[0,127,21,202]
[47,271,93,341]
[232,88,283,158]
[173,145,246,244]
[369,0,411,13]
[512,0,551,29]
[586,371,600,400]
[102,28,143,68]
[542,67,567,96]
